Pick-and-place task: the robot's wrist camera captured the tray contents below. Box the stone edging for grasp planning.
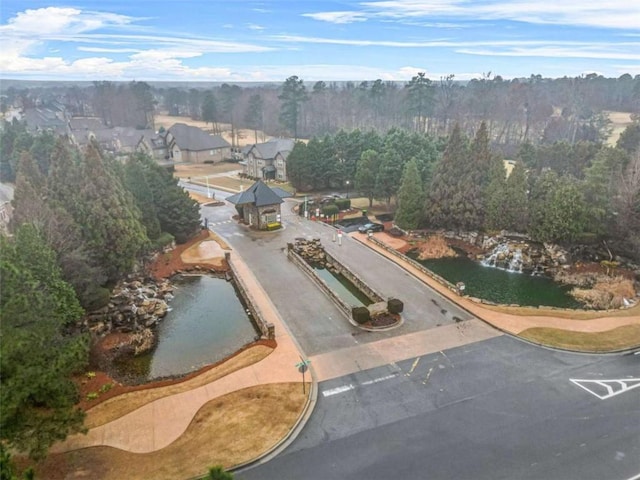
[226,252,275,340]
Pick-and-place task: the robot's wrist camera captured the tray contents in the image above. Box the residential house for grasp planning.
[23,107,69,136]
[165,123,231,163]
[243,138,295,181]
[226,180,292,230]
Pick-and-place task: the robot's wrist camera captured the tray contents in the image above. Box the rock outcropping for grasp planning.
[84,278,174,355]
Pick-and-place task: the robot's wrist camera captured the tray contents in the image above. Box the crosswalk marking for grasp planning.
[570,378,640,400]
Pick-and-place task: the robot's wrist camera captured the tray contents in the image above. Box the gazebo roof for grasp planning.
[226,180,291,207]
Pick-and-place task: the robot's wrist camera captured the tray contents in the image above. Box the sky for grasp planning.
[1,0,639,83]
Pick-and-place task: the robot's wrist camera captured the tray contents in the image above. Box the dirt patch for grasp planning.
[147,230,229,280]
[180,238,229,268]
[174,162,242,179]
[35,382,307,480]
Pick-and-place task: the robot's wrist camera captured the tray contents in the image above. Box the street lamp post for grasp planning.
[346,180,350,199]
[206,176,211,198]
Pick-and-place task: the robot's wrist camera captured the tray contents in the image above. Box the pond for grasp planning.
[312,266,373,307]
[114,275,258,382]
[409,252,581,308]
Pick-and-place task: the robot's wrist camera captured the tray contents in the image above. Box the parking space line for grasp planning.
[422,367,434,385]
[406,357,421,376]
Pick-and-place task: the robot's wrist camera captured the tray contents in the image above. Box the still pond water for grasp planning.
[115,275,258,382]
[411,253,581,308]
[312,266,372,307]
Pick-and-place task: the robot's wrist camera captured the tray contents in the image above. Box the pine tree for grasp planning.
[141,156,201,243]
[355,149,379,207]
[425,123,471,229]
[279,76,309,140]
[375,150,402,207]
[483,156,507,231]
[124,156,162,240]
[395,158,425,230]
[0,225,88,460]
[74,142,148,280]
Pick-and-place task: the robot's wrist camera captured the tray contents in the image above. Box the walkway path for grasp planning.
[53,253,306,454]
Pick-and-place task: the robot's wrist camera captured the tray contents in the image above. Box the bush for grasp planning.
[335,198,351,210]
[152,232,175,250]
[387,298,404,314]
[352,306,371,324]
[322,204,339,217]
[84,286,111,311]
[266,222,282,231]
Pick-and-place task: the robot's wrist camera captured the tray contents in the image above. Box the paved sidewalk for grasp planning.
[53,253,308,454]
[353,233,640,336]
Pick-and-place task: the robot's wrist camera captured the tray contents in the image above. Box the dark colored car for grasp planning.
[358,222,384,233]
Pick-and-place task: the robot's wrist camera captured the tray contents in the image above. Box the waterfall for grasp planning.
[481,243,523,273]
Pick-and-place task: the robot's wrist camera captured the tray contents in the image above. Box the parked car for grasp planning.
[358,222,384,233]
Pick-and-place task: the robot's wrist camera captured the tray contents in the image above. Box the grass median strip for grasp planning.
[519,324,640,352]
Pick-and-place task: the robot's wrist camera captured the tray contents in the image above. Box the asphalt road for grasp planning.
[200,195,472,356]
[185,183,640,480]
[240,336,640,480]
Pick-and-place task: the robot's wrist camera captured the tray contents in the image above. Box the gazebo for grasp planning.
[226,180,292,230]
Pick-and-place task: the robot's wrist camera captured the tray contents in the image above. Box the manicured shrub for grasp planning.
[335,198,351,210]
[352,306,371,324]
[387,298,404,314]
[322,204,339,217]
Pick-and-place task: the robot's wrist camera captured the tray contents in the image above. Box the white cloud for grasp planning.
[302,11,368,24]
[78,47,140,53]
[247,23,265,31]
[306,0,640,30]
[458,46,640,61]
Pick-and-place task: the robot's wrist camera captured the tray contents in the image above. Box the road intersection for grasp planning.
[194,184,639,480]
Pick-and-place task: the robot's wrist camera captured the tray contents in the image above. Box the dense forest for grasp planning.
[0,125,201,462]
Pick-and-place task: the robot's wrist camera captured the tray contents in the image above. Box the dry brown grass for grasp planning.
[155,114,270,147]
[520,324,640,352]
[606,111,634,146]
[41,383,308,480]
[84,345,272,429]
[479,301,640,320]
[174,163,242,179]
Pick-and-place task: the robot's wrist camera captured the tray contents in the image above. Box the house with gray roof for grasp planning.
[165,123,231,163]
[23,108,69,136]
[243,138,295,181]
[226,180,292,230]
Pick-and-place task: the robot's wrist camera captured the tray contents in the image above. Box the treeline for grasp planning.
[0,121,201,460]
[3,73,638,146]
[287,123,640,259]
[155,73,640,145]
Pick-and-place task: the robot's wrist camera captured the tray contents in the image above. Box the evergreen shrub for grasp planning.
[352,306,371,324]
[387,298,404,314]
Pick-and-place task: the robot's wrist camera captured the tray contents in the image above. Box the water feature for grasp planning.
[409,252,580,308]
[482,243,524,272]
[312,266,373,307]
[115,275,258,382]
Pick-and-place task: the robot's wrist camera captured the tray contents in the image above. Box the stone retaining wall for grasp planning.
[325,254,384,304]
[287,247,354,319]
[226,252,275,340]
[368,236,461,295]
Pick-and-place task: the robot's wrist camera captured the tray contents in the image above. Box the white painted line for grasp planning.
[570,378,640,400]
[322,384,355,397]
[625,473,640,480]
[361,373,397,386]
[422,367,434,385]
[406,357,421,376]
